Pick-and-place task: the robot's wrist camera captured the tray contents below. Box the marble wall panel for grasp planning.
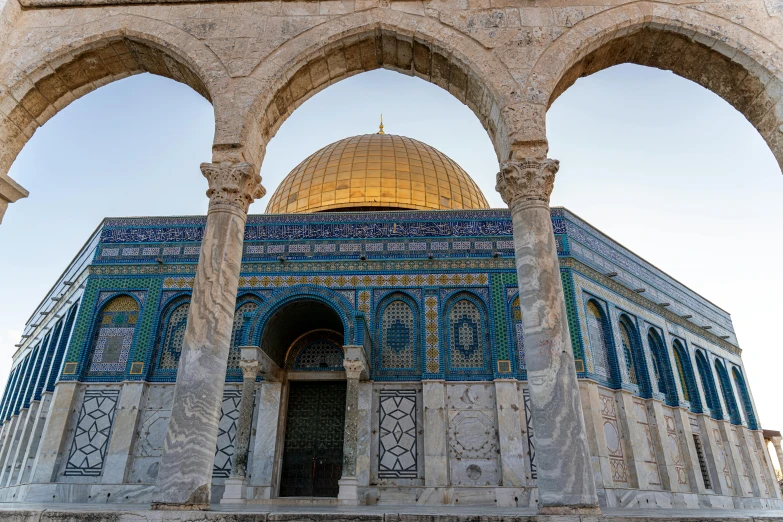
[598,392,628,485]
[446,383,498,486]
[128,385,174,484]
[632,399,662,489]
[62,388,120,477]
[371,383,422,486]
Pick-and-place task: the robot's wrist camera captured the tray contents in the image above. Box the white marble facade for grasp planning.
[0,375,777,509]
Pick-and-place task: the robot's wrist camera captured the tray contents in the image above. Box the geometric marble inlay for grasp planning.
[378,390,417,478]
[63,389,120,476]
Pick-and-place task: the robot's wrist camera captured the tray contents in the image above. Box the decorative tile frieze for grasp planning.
[166,272,491,290]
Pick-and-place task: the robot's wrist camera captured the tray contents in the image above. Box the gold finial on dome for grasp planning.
[377,114,384,134]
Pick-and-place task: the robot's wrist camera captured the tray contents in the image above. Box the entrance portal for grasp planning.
[279,381,346,497]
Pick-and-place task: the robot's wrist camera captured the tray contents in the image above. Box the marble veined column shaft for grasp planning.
[338,357,365,505]
[496,157,599,514]
[152,162,264,509]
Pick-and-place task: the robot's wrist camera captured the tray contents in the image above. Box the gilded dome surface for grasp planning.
[265,133,489,213]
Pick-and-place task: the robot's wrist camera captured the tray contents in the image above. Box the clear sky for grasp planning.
[1,65,781,452]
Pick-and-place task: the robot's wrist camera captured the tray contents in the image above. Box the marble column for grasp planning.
[152,162,264,509]
[221,347,261,503]
[338,356,366,505]
[496,157,600,514]
[770,435,783,478]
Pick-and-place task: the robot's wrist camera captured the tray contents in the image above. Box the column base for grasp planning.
[538,506,602,515]
[220,476,247,504]
[337,476,359,505]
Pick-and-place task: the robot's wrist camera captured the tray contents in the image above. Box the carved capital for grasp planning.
[343,359,365,380]
[495,158,559,207]
[239,360,260,380]
[201,162,266,213]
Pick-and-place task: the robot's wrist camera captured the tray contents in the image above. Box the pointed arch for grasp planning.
[226,294,264,381]
[0,14,232,219]
[150,295,191,382]
[731,367,758,430]
[508,294,526,376]
[443,292,491,378]
[715,359,741,425]
[241,10,523,167]
[617,314,651,396]
[82,294,140,380]
[523,3,783,170]
[583,299,619,386]
[646,328,677,405]
[695,350,723,420]
[375,292,420,378]
[672,340,701,412]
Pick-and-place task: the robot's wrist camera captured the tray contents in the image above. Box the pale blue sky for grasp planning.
[1,65,782,439]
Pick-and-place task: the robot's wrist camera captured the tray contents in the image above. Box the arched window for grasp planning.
[446,296,489,374]
[378,298,417,373]
[731,367,757,429]
[511,296,525,372]
[617,316,639,386]
[672,340,700,410]
[85,295,139,378]
[285,330,345,371]
[695,351,722,419]
[152,299,190,379]
[227,298,261,379]
[715,360,741,425]
[647,329,676,404]
[585,300,612,381]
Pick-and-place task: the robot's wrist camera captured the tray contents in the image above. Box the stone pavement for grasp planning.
[0,504,781,522]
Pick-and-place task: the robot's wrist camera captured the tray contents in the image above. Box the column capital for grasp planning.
[343,359,366,380]
[239,360,260,380]
[239,346,262,380]
[495,158,559,208]
[201,162,266,213]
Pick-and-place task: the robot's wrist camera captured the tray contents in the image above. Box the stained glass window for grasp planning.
[448,299,485,369]
[381,300,415,370]
[155,302,190,372]
[87,295,139,376]
[585,301,610,378]
[511,296,525,371]
[618,319,638,385]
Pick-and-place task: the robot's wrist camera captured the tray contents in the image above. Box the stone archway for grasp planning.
[0,15,232,221]
[237,10,526,167]
[523,3,783,169]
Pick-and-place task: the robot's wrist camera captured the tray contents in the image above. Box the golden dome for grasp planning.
[265,133,489,213]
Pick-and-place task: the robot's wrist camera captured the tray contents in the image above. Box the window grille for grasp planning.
[692,433,712,489]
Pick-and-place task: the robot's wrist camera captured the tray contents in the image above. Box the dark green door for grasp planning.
[279,381,346,497]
